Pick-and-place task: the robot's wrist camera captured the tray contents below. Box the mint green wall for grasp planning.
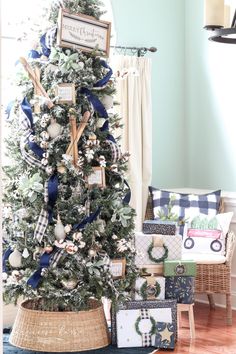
[111,0,236,192]
[111,0,186,188]
[185,0,236,192]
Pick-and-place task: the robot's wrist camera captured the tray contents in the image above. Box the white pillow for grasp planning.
[182,212,233,256]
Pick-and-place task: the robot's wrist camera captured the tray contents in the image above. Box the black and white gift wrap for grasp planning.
[143,220,176,235]
[135,276,165,301]
[135,232,182,268]
[111,299,177,346]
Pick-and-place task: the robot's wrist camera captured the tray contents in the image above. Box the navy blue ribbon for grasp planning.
[27,251,54,288]
[123,180,131,204]
[2,247,13,273]
[80,88,108,118]
[21,97,34,127]
[72,208,100,231]
[21,98,45,158]
[48,174,58,222]
[40,33,51,57]
[28,50,41,59]
[93,60,113,88]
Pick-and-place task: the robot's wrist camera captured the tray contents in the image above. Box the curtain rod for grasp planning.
[110,45,157,57]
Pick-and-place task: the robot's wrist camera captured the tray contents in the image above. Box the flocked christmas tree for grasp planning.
[2,0,138,312]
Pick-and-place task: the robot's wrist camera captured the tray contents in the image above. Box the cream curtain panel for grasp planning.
[111,55,152,231]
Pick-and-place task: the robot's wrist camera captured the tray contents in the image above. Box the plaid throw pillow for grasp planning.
[149,187,221,235]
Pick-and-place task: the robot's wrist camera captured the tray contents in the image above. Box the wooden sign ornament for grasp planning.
[19,57,54,109]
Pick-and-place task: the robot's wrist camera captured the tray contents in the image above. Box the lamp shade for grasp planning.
[204,0,225,29]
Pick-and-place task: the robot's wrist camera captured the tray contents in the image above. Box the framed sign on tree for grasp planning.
[57,8,111,57]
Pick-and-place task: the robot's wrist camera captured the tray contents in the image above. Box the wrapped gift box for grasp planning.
[112,300,177,348]
[155,322,176,349]
[135,276,165,300]
[165,276,195,304]
[112,300,177,347]
[143,220,176,235]
[164,260,196,277]
[135,232,182,268]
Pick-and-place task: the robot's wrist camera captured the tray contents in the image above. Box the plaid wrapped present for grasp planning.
[165,276,195,304]
[112,299,177,347]
[164,260,196,277]
[143,220,176,235]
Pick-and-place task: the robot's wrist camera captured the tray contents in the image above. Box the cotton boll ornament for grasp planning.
[54,215,66,241]
[101,94,113,110]
[61,278,78,290]
[65,242,78,254]
[9,249,22,268]
[40,140,48,149]
[47,118,62,139]
[40,131,50,141]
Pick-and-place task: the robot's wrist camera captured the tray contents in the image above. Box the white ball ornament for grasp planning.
[47,118,62,139]
[101,94,113,110]
[2,272,8,281]
[9,249,22,268]
[54,215,66,241]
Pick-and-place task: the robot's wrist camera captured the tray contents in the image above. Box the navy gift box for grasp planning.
[165,276,195,304]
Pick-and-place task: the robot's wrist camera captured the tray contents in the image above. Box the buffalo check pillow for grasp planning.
[149,187,221,235]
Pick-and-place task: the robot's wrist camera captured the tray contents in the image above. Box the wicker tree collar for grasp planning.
[147,242,168,263]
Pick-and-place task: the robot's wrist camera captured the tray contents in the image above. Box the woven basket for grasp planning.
[9,298,110,352]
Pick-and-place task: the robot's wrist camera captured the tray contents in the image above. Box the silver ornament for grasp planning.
[54,215,66,241]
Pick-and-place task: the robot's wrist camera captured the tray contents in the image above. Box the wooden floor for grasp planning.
[156,301,236,354]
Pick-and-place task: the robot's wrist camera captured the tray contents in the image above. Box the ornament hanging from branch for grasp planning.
[66,110,91,167]
[87,167,106,189]
[19,57,54,109]
[55,83,76,104]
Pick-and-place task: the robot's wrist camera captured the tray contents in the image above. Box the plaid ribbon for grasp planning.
[34,208,48,243]
[19,100,45,169]
[45,26,57,50]
[106,140,122,163]
[20,138,43,168]
[140,309,152,347]
[44,181,49,203]
[50,248,64,268]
